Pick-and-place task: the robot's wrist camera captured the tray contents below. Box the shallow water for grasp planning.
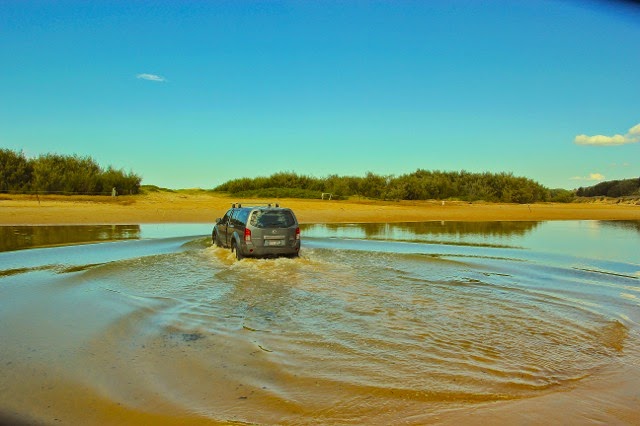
[1,221,639,425]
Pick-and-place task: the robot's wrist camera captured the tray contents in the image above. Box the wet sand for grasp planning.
[1,191,639,225]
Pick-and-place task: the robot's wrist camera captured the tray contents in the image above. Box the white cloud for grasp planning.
[570,173,605,181]
[574,123,640,146]
[574,134,627,146]
[136,73,167,82]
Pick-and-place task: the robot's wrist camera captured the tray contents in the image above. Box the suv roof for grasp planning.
[230,202,282,209]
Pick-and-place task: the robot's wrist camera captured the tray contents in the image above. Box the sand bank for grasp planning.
[1,192,638,225]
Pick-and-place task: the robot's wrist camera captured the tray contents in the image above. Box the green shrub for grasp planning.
[215,170,553,203]
[0,149,33,192]
[0,149,141,195]
[231,187,330,199]
[576,178,640,198]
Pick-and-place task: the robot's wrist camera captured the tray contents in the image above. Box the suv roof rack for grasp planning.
[231,202,281,209]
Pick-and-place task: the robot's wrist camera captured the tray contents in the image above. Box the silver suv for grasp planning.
[212,203,301,259]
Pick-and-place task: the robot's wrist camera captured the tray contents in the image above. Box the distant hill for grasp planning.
[576,178,640,198]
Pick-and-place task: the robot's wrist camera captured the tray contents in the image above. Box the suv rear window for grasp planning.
[249,210,295,228]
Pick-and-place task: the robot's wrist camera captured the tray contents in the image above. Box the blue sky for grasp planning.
[1,0,639,189]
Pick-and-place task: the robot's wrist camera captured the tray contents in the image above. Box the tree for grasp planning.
[0,149,32,192]
[0,149,141,194]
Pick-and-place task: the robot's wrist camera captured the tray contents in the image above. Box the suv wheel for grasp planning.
[212,230,221,247]
[232,241,243,260]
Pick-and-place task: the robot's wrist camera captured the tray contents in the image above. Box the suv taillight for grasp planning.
[295,227,300,240]
[244,228,252,242]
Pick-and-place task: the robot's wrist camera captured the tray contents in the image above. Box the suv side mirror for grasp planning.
[215,218,221,224]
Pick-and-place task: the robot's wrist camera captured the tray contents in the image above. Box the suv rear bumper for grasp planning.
[240,242,300,258]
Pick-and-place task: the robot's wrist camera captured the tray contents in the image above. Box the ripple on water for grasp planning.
[1,227,638,424]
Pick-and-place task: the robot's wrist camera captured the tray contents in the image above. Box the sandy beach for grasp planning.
[1,191,639,225]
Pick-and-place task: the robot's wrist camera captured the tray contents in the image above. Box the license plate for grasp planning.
[264,240,285,247]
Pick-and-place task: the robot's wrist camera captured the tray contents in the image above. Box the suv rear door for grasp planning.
[249,209,298,247]
[218,209,233,246]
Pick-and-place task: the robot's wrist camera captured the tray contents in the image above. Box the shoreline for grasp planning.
[1,192,639,225]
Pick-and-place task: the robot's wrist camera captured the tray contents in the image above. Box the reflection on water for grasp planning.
[301,221,541,248]
[599,219,640,233]
[0,221,639,425]
[0,225,141,252]
[0,224,213,253]
[302,220,640,264]
[302,221,541,238]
